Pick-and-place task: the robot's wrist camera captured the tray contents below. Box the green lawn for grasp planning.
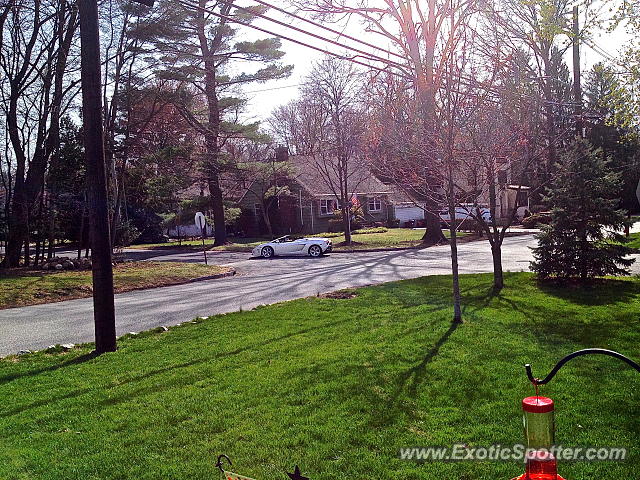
[0,262,231,309]
[624,232,640,250]
[1,273,638,479]
[130,228,467,252]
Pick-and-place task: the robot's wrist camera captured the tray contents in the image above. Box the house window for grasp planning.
[368,196,382,212]
[254,203,263,217]
[320,199,336,216]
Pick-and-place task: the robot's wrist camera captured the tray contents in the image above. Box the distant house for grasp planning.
[236,155,394,236]
[165,177,246,238]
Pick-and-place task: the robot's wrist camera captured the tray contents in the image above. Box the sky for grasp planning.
[234,2,632,125]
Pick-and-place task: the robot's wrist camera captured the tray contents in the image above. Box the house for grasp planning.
[385,185,427,227]
[236,155,394,235]
[165,176,246,238]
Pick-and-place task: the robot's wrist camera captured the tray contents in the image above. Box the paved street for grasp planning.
[2,233,639,356]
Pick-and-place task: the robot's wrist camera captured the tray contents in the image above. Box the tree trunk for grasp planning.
[422,210,446,246]
[196,2,231,247]
[262,202,274,238]
[47,197,55,259]
[78,203,86,260]
[342,204,352,245]
[448,207,462,324]
[2,194,28,267]
[207,175,227,246]
[23,236,30,267]
[492,244,504,290]
[34,237,41,267]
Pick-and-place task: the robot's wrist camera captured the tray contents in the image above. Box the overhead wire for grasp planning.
[175,0,410,78]
[176,0,569,107]
[208,0,411,74]
[234,0,406,61]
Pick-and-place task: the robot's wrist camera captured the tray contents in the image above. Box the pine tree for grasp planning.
[531,138,634,281]
[149,0,292,245]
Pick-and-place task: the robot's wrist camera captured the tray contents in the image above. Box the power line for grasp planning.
[209,0,410,74]
[243,82,309,94]
[176,0,410,78]
[176,0,559,107]
[238,0,406,61]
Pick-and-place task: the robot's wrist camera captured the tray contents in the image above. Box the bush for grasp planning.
[115,221,141,247]
[530,204,547,214]
[352,227,388,235]
[387,219,400,228]
[522,212,552,228]
[327,219,344,233]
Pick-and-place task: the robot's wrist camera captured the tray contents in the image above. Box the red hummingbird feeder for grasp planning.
[512,348,640,480]
[512,396,564,480]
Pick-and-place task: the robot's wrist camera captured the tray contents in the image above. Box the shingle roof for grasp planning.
[289,155,392,198]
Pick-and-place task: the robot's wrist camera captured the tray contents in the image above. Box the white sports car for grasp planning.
[251,235,332,258]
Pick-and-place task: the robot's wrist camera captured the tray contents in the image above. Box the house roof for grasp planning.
[288,155,392,198]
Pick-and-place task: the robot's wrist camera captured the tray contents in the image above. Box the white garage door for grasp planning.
[395,205,425,223]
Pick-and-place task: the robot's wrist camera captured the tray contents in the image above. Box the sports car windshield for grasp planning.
[274,236,296,243]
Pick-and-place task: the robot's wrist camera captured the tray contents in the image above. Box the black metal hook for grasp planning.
[525,348,640,385]
[215,454,232,473]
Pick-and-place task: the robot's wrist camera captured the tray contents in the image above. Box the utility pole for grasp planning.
[78,0,153,354]
[572,5,583,138]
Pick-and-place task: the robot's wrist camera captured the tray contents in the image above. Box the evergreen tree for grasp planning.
[150,1,292,245]
[531,138,634,281]
[584,63,640,212]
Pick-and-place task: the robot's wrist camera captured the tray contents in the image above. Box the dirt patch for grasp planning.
[334,240,365,248]
[321,289,358,300]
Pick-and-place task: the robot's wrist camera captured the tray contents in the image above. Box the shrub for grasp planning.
[352,227,388,235]
[327,219,344,233]
[387,219,401,228]
[522,212,552,228]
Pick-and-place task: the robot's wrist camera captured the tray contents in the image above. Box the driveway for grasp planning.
[1,233,638,356]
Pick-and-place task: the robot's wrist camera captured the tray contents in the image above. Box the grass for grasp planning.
[1,272,638,479]
[317,228,466,250]
[0,262,231,309]
[623,232,640,250]
[130,229,468,252]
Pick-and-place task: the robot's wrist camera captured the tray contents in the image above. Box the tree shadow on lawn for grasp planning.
[0,351,99,385]
[0,315,358,418]
[359,320,462,428]
[536,277,640,306]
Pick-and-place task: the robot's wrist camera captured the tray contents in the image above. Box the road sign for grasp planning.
[194,211,208,265]
[195,211,206,230]
[636,180,640,207]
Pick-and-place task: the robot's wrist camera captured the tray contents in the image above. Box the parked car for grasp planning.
[439,206,491,226]
[251,235,333,258]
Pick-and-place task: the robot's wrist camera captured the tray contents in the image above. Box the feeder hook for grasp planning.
[526,348,640,385]
[216,454,232,473]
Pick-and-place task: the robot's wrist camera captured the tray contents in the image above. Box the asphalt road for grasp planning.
[2,233,639,356]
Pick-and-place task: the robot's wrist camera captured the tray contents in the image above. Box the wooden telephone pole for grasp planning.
[78,0,153,354]
[572,5,583,138]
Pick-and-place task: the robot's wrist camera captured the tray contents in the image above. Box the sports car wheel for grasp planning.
[308,245,323,257]
[261,246,274,258]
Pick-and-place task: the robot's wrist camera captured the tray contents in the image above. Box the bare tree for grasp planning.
[0,0,78,267]
[100,0,157,248]
[292,0,484,245]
